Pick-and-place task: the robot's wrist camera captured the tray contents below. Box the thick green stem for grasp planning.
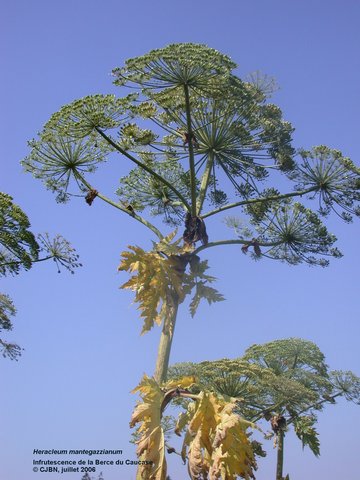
[276,430,285,480]
[183,84,197,217]
[202,187,319,219]
[154,292,179,384]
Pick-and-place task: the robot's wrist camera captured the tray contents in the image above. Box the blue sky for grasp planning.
[1,1,359,479]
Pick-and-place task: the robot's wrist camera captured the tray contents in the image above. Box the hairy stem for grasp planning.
[154,292,179,384]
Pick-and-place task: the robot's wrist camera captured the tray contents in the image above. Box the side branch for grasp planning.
[95,127,192,212]
[192,239,283,256]
[286,392,343,426]
[197,151,214,215]
[76,174,164,239]
[0,255,53,269]
[160,388,200,413]
[202,187,319,219]
[251,392,343,424]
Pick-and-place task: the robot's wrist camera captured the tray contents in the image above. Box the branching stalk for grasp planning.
[193,239,283,256]
[202,187,319,219]
[287,392,343,426]
[76,173,164,239]
[196,151,215,215]
[183,84,198,217]
[95,127,192,212]
[0,255,54,268]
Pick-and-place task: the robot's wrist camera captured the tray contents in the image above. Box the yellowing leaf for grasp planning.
[119,246,184,334]
[210,403,257,479]
[165,375,197,391]
[153,229,198,256]
[175,403,196,437]
[131,375,199,480]
[152,229,183,256]
[178,392,257,480]
[131,375,167,480]
[119,244,224,334]
[186,393,218,478]
[131,377,257,480]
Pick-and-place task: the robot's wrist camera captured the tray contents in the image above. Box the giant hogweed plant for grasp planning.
[23,44,360,479]
[169,338,360,480]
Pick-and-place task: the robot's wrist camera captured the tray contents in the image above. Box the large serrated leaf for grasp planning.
[131,375,201,479]
[189,282,225,317]
[179,392,257,479]
[294,416,320,457]
[119,247,184,334]
[131,376,167,480]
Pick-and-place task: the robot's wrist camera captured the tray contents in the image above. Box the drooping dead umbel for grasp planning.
[183,213,208,246]
[85,189,98,206]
